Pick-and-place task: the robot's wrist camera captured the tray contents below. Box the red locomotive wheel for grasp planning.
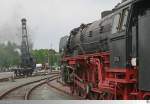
[144,95,150,100]
[88,91,99,100]
[98,91,115,100]
[80,89,87,99]
[74,87,80,96]
[70,86,74,95]
[74,87,88,99]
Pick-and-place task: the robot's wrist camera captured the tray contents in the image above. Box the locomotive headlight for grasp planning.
[131,58,137,66]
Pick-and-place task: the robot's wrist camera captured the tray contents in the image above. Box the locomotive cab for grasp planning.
[130,0,150,91]
[110,2,131,68]
[110,0,150,92]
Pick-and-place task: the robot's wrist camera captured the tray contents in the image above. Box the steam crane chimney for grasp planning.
[21,18,30,67]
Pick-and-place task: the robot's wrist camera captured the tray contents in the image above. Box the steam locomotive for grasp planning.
[59,0,150,99]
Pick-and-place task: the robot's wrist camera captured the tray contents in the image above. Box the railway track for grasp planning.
[25,76,59,100]
[0,71,59,82]
[14,71,59,79]
[28,76,80,100]
[0,73,59,100]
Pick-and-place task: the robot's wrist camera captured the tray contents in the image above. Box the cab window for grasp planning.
[112,13,121,34]
[121,8,129,30]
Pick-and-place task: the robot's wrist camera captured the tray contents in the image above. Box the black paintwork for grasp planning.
[138,6,150,91]
[59,0,150,91]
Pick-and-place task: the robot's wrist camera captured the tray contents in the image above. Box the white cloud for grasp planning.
[0,0,121,51]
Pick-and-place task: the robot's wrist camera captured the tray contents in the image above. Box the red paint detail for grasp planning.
[69,60,76,65]
[62,51,150,99]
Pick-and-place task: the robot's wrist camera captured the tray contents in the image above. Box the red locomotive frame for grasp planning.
[62,51,150,99]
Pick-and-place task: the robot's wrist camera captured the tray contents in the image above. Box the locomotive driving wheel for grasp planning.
[98,91,115,100]
[74,86,80,96]
[144,95,150,100]
[89,91,99,100]
[75,86,87,99]
[70,84,75,95]
[79,88,87,99]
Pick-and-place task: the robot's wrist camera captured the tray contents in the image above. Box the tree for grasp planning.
[31,49,60,66]
[0,42,21,71]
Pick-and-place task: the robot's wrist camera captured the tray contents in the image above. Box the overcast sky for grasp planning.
[0,0,121,51]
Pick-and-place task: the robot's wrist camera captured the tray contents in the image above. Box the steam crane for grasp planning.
[14,18,35,76]
[21,18,32,68]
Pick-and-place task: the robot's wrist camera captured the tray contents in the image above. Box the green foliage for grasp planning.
[0,42,21,68]
[32,49,60,66]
